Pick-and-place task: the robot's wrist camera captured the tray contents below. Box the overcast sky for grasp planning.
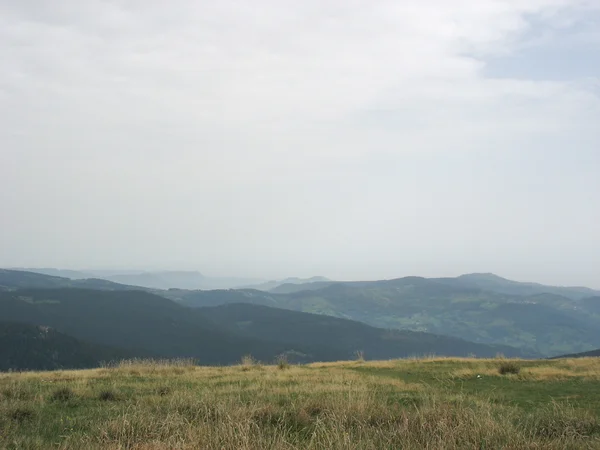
[1,0,599,287]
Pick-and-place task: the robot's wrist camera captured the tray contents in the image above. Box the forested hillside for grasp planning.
[175,276,600,356]
[0,284,530,371]
[0,322,133,371]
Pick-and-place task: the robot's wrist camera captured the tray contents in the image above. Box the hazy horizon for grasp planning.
[1,1,598,289]
[5,266,600,291]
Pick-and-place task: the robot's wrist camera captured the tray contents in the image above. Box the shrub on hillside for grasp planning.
[498,361,520,375]
[50,387,75,402]
[276,355,290,370]
[241,354,256,366]
[98,390,118,401]
[8,407,35,423]
[157,386,172,397]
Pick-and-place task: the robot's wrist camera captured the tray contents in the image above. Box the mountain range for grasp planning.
[11,268,313,290]
[0,284,529,371]
[1,268,599,370]
[173,274,600,356]
[13,268,335,291]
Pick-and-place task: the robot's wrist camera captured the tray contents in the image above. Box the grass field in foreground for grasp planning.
[1,357,600,449]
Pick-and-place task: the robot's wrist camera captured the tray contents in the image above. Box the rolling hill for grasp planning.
[0,286,531,371]
[174,276,600,357]
[244,277,331,292]
[0,288,301,365]
[553,348,600,359]
[3,269,599,359]
[198,303,533,359]
[453,273,600,300]
[268,273,600,300]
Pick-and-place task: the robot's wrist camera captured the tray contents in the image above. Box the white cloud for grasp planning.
[0,0,598,284]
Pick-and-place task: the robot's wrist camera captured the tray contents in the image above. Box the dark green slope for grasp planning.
[0,322,134,371]
[199,303,534,359]
[0,289,339,365]
[0,288,533,368]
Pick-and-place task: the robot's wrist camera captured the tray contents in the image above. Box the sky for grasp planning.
[1,0,599,287]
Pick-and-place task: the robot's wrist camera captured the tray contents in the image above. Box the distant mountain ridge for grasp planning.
[11,268,91,279]
[453,273,600,300]
[13,268,265,290]
[102,271,207,290]
[553,348,600,359]
[241,276,330,292]
[175,276,600,357]
[0,269,144,291]
[3,268,600,359]
[8,268,599,298]
[259,273,600,298]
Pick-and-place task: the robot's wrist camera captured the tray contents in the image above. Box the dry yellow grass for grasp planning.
[1,358,600,449]
[449,357,600,380]
[557,357,600,373]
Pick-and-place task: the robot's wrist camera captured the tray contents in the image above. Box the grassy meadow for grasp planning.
[1,357,600,449]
